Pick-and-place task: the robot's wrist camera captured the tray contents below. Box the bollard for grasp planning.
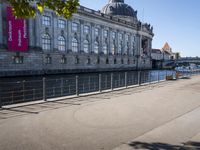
[43,77,46,101]
[99,74,102,92]
[76,75,79,96]
[111,73,113,90]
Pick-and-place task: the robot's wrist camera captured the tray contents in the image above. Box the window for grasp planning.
[125,35,129,41]
[104,30,108,37]
[118,42,123,54]
[61,55,67,64]
[13,55,23,64]
[58,19,66,29]
[119,33,123,40]
[106,58,109,64]
[84,25,90,34]
[72,37,78,52]
[111,43,115,55]
[87,58,91,65]
[42,34,51,51]
[58,36,66,51]
[46,55,52,64]
[83,40,89,53]
[114,58,117,64]
[95,28,99,36]
[75,56,79,64]
[42,15,51,26]
[72,22,78,32]
[112,32,116,39]
[97,57,100,64]
[94,41,99,54]
[103,44,108,54]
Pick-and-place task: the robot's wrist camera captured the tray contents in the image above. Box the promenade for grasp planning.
[0,76,200,150]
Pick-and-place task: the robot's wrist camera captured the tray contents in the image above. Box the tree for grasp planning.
[3,0,80,19]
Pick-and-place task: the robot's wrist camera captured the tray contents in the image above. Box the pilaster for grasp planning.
[67,20,72,51]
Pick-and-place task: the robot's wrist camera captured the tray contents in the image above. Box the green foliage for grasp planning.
[5,0,80,19]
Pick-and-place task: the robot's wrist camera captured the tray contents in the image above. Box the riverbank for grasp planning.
[0,75,200,150]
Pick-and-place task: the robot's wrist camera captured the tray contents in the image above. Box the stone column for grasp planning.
[79,20,84,52]
[136,33,141,69]
[52,13,58,51]
[28,18,35,50]
[100,25,104,54]
[35,12,42,50]
[91,23,95,53]
[108,27,112,55]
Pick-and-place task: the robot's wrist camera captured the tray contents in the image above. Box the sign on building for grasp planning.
[7,6,28,52]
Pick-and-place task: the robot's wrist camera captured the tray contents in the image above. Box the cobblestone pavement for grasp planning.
[0,76,200,150]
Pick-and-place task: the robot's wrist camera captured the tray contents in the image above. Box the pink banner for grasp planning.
[7,6,28,52]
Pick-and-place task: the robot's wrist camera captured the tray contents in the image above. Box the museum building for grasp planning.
[0,0,154,77]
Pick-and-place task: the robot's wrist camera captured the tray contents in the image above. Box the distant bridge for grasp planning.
[164,57,200,68]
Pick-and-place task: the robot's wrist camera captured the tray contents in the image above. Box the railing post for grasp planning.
[61,78,63,96]
[43,77,46,101]
[22,80,25,101]
[125,72,128,88]
[76,75,79,96]
[111,73,113,91]
[33,89,35,101]
[158,71,160,82]
[99,74,102,92]
[149,72,151,84]
[138,71,141,85]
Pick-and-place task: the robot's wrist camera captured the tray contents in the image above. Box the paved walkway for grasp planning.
[0,76,200,150]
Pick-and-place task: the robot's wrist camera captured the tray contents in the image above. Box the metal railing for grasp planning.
[1,70,199,107]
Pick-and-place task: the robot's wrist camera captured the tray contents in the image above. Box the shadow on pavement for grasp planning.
[128,141,200,150]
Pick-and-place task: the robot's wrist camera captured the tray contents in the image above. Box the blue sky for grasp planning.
[79,0,200,57]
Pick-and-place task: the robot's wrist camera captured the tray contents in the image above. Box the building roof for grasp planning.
[162,42,171,50]
[152,49,162,54]
[101,0,137,19]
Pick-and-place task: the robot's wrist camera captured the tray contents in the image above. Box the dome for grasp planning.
[101,0,137,20]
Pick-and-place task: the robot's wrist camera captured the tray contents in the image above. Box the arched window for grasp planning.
[72,37,78,52]
[103,43,108,54]
[42,34,51,51]
[94,41,99,54]
[83,40,89,53]
[58,36,66,51]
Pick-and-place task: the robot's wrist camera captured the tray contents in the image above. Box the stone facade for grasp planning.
[0,1,154,77]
